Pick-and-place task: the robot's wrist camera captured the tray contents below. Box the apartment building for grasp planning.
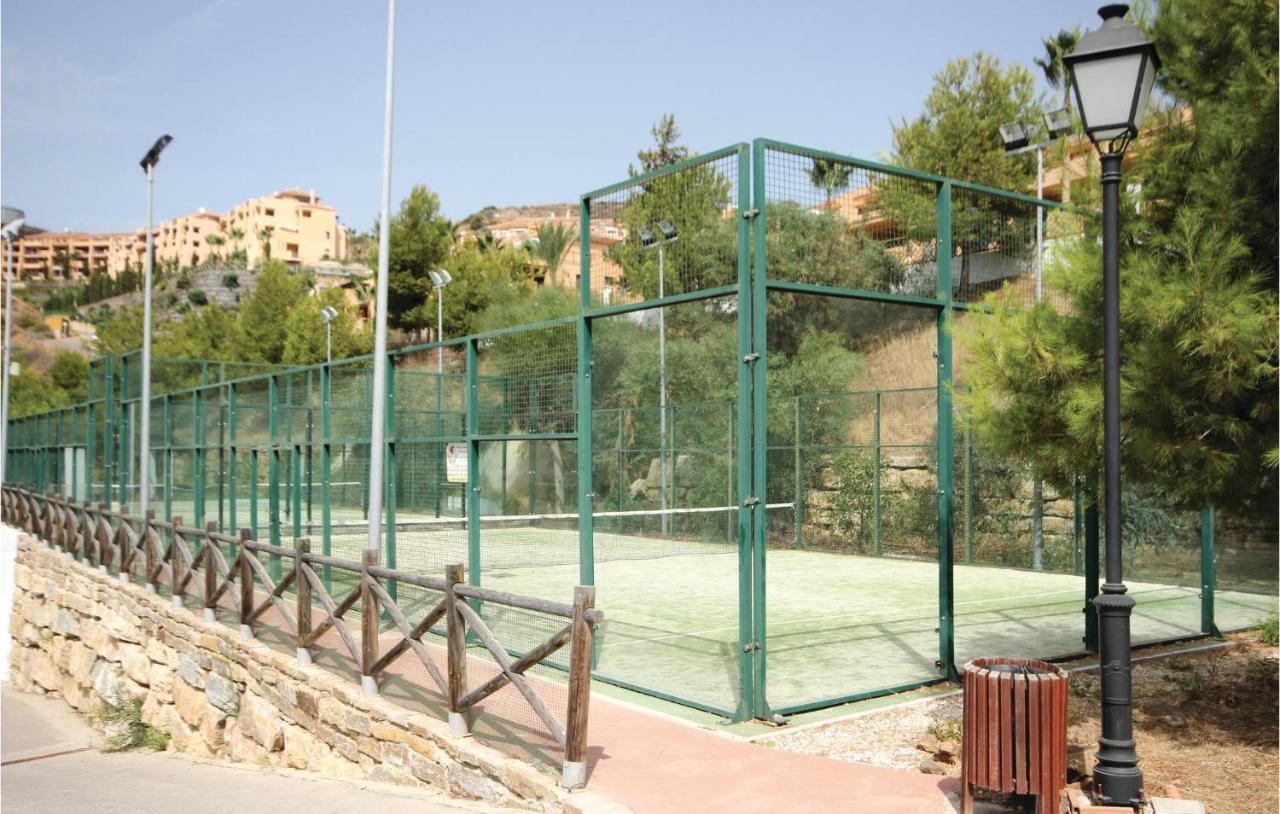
[11,189,346,280]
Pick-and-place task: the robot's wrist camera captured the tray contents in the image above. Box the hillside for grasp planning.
[458,202,578,232]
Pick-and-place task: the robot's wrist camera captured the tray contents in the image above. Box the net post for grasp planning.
[935,178,957,682]
[445,562,469,735]
[873,390,882,556]
[562,584,595,789]
[1200,506,1218,636]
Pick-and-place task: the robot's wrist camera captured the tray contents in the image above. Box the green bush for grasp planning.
[1257,610,1279,646]
[221,273,240,289]
[187,289,208,306]
[95,694,170,752]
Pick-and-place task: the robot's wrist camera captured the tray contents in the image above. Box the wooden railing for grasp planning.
[2,486,602,789]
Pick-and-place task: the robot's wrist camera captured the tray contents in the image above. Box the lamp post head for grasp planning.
[428,268,452,289]
[999,122,1030,153]
[657,220,678,242]
[0,218,26,242]
[1064,5,1160,154]
[637,226,657,248]
[140,135,174,171]
[1043,108,1073,140]
[320,306,339,324]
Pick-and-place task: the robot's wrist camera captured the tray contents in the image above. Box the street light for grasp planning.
[427,268,453,374]
[640,221,677,536]
[138,134,172,545]
[320,306,339,366]
[1064,4,1159,809]
[0,211,25,496]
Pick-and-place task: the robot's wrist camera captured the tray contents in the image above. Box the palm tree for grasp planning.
[1034,28,1081,203]
[809,158,853,204]
[257,228,272,264]
[474,230,501,253]
[526,223,576,284]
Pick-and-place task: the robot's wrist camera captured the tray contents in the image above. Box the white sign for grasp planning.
[445,443,467,483]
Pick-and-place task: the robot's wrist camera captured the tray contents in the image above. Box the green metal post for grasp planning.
[935,180,958,682]
[118,356,129,509]
[320,363,333,592]
[268,375,280,578]
[163,395,173,526]
[577,198,596,587]
[873,391,882,556]
[1073,484,1083,576]
[748,140,768,720]
[466,338,481,586]
[1200,506,1219,636]
[194,389,205,527]
[85,400,95,503]
[1084,481,1100,652]
[250,450,259,542]
[228,384,238,545]
[434,370,443,518]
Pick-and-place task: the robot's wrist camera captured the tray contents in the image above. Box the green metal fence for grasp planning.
[7,139,1276,722]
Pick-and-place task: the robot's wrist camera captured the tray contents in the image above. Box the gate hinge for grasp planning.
[742,352,760,364]
[742,208,760,220]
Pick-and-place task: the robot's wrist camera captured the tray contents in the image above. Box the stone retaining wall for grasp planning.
[6,534,585,812]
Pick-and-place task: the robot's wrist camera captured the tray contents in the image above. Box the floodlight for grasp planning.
[140,135,174,171]
[0,218,25,241]
[637,226,656,247]
[999,122,1030,152]
[1044,108,1072,140]
[657,220,678,242]
[320,306,339,324]
[428,268,452,288]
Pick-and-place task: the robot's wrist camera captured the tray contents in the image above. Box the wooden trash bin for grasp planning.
[961,657,1068,814]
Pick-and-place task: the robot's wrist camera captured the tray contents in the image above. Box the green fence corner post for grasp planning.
[227,383,238,538]
[935,178,958,682]
[1084,479,1100,652]
[163,394,173,530]
[747,139,769,721]
[465,337,481,588]
[577,195,595,588]
[1200,506,1219,637]
[384,352,397,603]
[85,400,96,504]
[873,390,883,556]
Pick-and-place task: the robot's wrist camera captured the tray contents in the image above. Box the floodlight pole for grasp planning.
[367,0,396,579]
[436,284,444,375]
[139,162,155,520]
[326,320,333,367]
[657,244,668,538]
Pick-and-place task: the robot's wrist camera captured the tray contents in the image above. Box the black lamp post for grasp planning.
[1064,5,1159,810]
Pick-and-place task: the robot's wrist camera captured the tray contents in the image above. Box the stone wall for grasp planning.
[6,534,585,813]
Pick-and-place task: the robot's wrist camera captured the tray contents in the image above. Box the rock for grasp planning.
[238,692,284,752]
[53,608,81,638]
[199,708,228,752]
[174,676,208,728]
[90,660,124,702]
[120,644,151,686]
[918,758,948,776]
[176,652,205,688]
[916,734,942,754]
[205,673,238,714]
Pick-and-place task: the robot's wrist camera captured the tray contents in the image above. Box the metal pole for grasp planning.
[658,244,668,537]
[366,0,397,555]
[140,164,155,518]
[436,285,444,374]
[326,322,332,367]
[1031,145,1045,572]
[1091,151,1142,808]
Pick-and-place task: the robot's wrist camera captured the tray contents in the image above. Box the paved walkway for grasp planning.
[0,685,511,814]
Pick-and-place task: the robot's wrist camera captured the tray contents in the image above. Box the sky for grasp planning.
[2,1,1103,235]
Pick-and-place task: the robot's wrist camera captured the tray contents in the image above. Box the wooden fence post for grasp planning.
[238,528,253,639]
[143,509,157,593]
[360,549,379,695]
[80,501,92,562]
[96,503,110,573]
[203,523,218,624]
[169,516,185,609]
[562,585,596,789]
[445,562,468,736]
[296,538,312,666]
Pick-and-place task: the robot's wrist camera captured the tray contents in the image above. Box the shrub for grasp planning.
[95,694,170,752]
[187,289,208,306]
[221,273,240,289]
[1258,610,1279,646]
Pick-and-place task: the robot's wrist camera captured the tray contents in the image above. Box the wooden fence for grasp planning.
[2,485,602,789]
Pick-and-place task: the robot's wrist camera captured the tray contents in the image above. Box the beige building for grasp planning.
[11,189,346,281]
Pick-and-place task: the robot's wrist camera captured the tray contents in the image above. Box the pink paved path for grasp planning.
[582,695,956,814]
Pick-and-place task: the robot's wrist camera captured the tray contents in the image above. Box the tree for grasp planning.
[282,289,372,365]
[93,306,144,356]
[369,185,455,332]
[809,158,853,203]
[630,114,689,176]
[1033,28,1081,111]
[957,0,1279,518]
[257,228,272,264]
[885,53,1040,298]
[526,223,576,282]
[236,261,306,363]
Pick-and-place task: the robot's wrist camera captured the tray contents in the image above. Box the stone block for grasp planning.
[237,691,284,752]
[30,649,62,691]
[145,638,171,665]
[174,676,208,728]
[67,641,97,683]
[448,762,506,801]
[198,707,228,752]
[120,644,151,686]
[53,608,81,638]
[89,660,124,702]
[205,672,239,714]
[147,663,174,702]
[176,652,205,688]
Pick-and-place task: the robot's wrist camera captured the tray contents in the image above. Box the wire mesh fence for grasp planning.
[6,138,1273,723]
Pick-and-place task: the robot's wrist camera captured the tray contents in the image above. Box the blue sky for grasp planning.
[2,1,1101,234]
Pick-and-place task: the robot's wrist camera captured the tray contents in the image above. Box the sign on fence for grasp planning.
[445,443,467,483]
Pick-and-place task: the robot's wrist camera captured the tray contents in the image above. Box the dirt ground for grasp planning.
[764,633,1278,813]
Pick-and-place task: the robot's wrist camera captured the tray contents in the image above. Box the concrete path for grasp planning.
[0,685,511,814]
